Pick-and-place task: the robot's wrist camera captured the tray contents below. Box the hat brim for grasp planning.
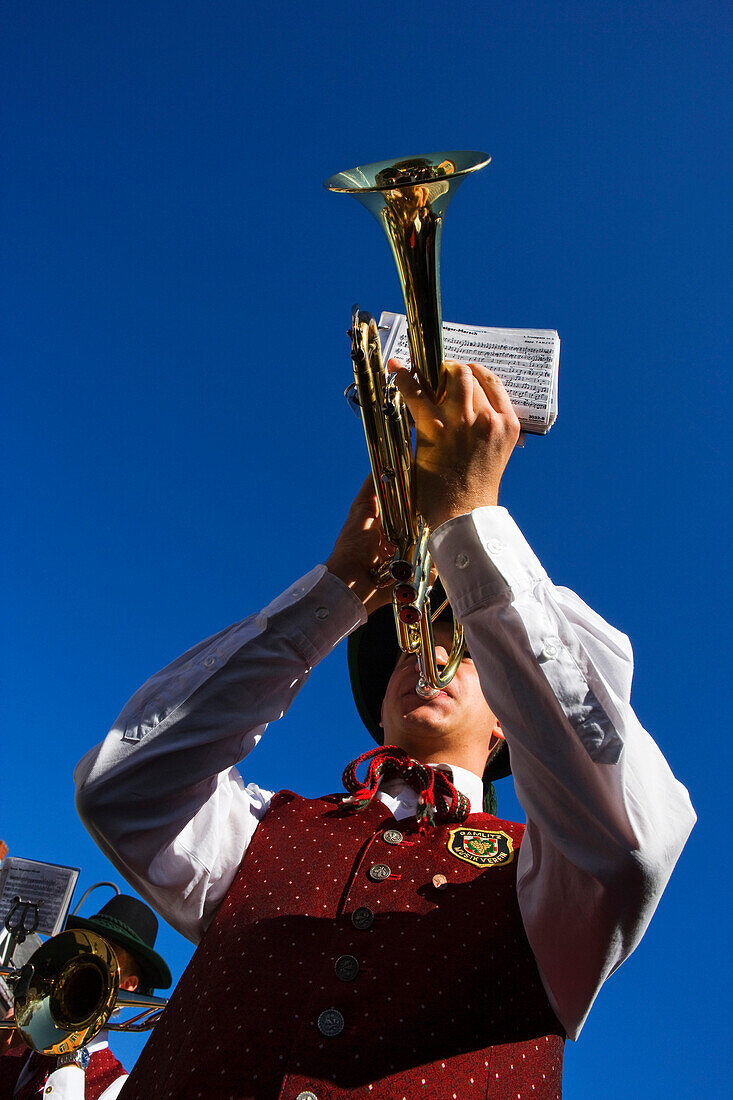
[347,583,511,784]
[65,914,172,992]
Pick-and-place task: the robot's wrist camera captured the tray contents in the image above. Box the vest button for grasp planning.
[295,1093,318,1100]
[334,954,359,982]
[368,863,391,882]
[317,1008,345,1037]
[383,828,403,845]
[351,906,374,930]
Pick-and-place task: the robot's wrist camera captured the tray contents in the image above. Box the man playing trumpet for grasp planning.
[75,358,694,1098]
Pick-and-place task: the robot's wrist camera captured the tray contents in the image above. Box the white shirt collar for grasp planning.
[376,762,485,821]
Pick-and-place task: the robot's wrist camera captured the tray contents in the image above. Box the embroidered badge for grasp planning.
[447,827,514,868]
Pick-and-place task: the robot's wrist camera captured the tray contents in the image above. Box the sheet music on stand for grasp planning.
[378,311,560,434]
[0,856,79,940]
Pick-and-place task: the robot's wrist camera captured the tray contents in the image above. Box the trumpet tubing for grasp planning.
[326,151,490,694]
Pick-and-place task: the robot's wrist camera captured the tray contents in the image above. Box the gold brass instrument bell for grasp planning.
[324,151,490,696]
[0,929,166,1055]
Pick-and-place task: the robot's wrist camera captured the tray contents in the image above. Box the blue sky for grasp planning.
[1,2,730,1094]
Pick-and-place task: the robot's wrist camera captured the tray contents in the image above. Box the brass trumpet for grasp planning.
[0,929,166,1055]
[325,151,490,696]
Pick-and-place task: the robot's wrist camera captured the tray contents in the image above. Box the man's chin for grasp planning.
[393,705,454,741]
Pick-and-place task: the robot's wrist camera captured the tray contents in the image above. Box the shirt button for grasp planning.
[383,829,403,845]
[454,552,470,568]
[295,1093,318,1100]
[368,863,391,882]
[315,606,329,620]
[317,1008,345,1037]
[542,641,559,660]
[486,538,504,554]
[203,655,217,668]
[351,906,374,930]
[334,954,359,982]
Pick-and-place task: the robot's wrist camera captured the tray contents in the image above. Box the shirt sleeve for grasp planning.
[430,506,696,1040]
[42,1065,86,1099]
[74,565,366,944]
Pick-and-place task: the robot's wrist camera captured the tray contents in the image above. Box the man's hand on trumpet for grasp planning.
[390,358,521,530]
[325,475,396,616]
[326,360,520,615]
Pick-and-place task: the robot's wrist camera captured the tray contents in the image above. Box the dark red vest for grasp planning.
[0,1045,126,1099]
[124,792,564,1099]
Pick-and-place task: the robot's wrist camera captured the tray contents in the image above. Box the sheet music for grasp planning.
[0,856,79,937]
[378,312,559,434]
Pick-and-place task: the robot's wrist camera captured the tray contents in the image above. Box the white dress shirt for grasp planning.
[74,506,695,1041]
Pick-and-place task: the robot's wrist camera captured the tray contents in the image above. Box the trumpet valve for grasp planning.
[394,583,416,605]
[398,605,422,626]
[390,559,413,583]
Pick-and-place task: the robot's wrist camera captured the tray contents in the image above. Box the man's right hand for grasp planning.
[326,476,396,616]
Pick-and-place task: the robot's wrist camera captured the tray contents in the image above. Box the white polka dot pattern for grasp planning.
[119,790,564,1099]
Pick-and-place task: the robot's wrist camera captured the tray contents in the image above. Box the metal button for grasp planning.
[295,1093,318,1100]
[432,873,448,890]
[383,828,403,845]
[317,1008,345,1037]
[368,863,391,882]
[335,954,359,982]
[351,906,374,930]
[455,552,470,568]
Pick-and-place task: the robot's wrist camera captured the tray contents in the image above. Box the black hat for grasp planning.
[66,895,171,994]
[347,581,511,807]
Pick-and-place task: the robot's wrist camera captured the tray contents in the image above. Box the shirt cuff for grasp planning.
[430,507,547,616]
[261,565,367,666]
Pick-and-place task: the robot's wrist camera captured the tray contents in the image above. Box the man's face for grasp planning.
[380,622,501,772]
[109,941,140,993]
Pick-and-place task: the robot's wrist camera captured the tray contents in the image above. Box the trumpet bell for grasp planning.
[325,151,490,396]
[13,929,119,1056]
[323,149,489,195]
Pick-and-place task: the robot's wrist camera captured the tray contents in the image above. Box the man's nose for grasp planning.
[404,644,449,672]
